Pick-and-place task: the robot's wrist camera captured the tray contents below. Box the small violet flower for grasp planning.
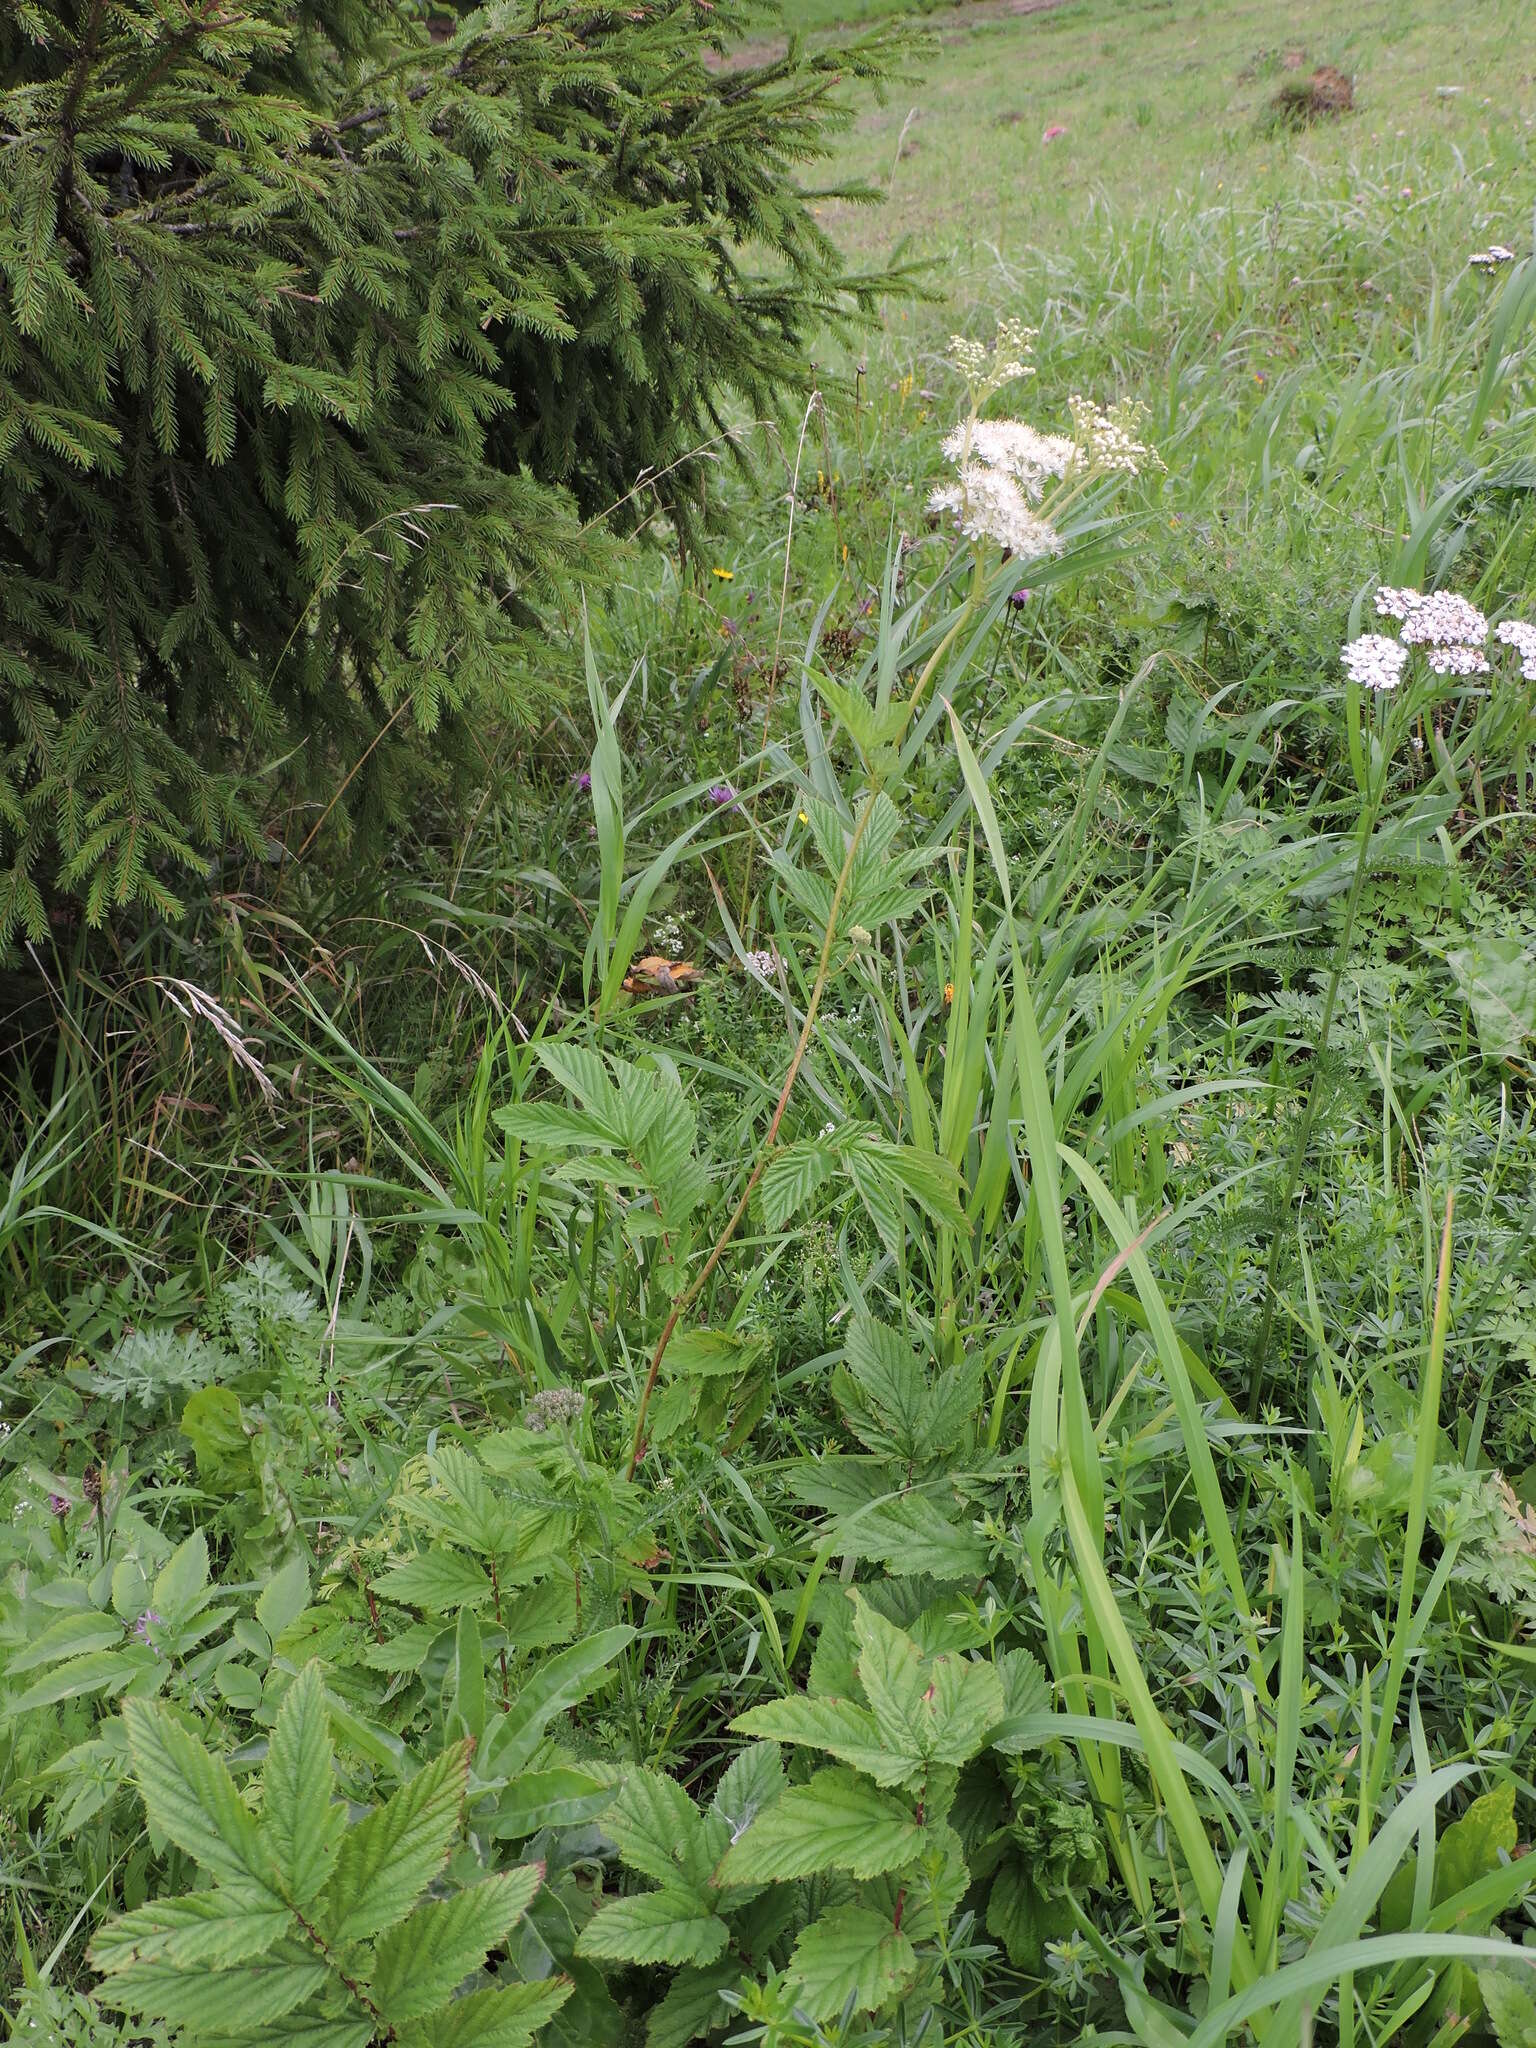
[706,783,737,808]
[571,770,592,792]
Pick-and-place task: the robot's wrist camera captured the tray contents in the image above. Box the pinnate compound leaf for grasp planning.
[89,1893,289,1974]
[709,1740,784,1843]
[576,1886,729,1967]
[731,1696,916,1786]
[121,1697,279,1899]
[414,1978,574,2047]
[322,1740,470,1943]
[264,1664,343,1905]
[715,1768,921,1885]
[606,1768,713,1889]
[851,1592,1004,1765]
[228,2024,373,2048]
[760,1142,834,1232]
[786,1904,917,2020]
[370,1866,541,2023]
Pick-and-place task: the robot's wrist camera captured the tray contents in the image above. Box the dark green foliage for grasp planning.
[0,0,901,934]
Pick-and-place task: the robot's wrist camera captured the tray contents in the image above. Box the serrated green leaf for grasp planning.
[760,1142,834,1232]
[1480,1967,1536,2047]
[644,1961,742,2048]
[577,1886,728,1966]
[730,1696,915,1786]
[264,1664,343,1906]
[372,1549,494,1612]
[8,1608,124,1673]
[715,1768,921,1884]
[122,1697,280,1899]
[786,1904,917,2020]
[92,1948,327,2031]
[10,1647,143,1713]
[709,1741,784,1844]
[413,1977,573,2047]
[89,1893,290,1974]
[371,1867,541,2023]
[606,1768,713,1889]
[322,1741,469,1943]
[663,1328,765,1381]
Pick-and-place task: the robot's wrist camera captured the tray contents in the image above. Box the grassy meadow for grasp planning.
[6,1,1536,2044]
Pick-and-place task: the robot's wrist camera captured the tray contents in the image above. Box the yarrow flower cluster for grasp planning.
[1347,586,1536,689]
[1496,619,1536,680]
[743,947,780,977]
[1470,244,1518,268]
[523,1386,585,1433]
[1397,591,1489,648]
[1067,394,1162,476]
[1340,634,1408,691]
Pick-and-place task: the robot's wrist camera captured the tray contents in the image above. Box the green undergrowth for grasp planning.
[6,6,1536,2046]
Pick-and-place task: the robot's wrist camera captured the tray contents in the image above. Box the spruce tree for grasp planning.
[0,0,901,939]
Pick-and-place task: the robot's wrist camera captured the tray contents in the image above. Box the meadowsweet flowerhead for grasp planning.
[1341,633,1408,691]
[943,419,1075,500]
[929,464,1062,560]
[947,318,1038,402]
[1067,394,1162,476]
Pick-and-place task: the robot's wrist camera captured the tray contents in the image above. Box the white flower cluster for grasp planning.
[652,914,684,959]
[930,462,1063,560]
[1496,619,1536,680]
[948,317,1038,393]
[1373,586,1421,621]
[1470,245,1518,267]
[1067,394,1161,476]
[943,419,1075,501]
[743,947,780,977]
[1340,633,1408,691]
[1425,643,1491,675]
[523,1386,585,1433]
[1397,591,1489,647]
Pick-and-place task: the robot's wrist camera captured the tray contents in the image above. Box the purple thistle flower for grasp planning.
[571,770,592,792]
[1008,588,1033,610]
[706,783,737,808]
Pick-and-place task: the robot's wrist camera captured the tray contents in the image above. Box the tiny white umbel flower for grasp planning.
[1398,592,1488,648]
[1341,634,1408,691]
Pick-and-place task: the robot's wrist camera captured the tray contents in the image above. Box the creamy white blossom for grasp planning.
[1067,393,1160,475]
[1398,591,1488,647]
[1495,619,1536,679]
[948,317,1037,392]
[1341,634,1409,691]
[930,463,1063,559]
[743,947,781,977]
[943,418,1075,500]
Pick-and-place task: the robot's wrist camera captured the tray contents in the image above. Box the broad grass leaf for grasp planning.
[264,1664,343,1906]
[715,1768,921,1884]
[786,1904,917,2020]
[322,1741,470,1943]
[370,1866,541,2023]
[576,1887,729,1966]
[121,1697,280,1898]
